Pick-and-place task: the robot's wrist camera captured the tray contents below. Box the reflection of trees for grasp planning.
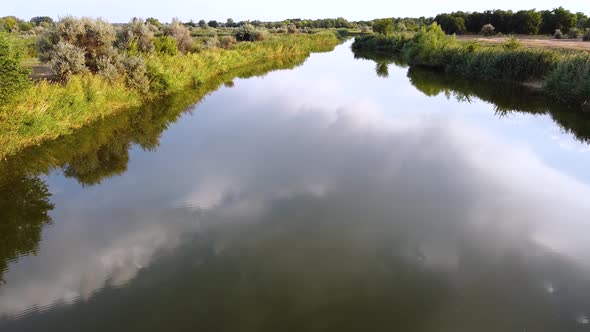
[405,66,590,144]
[0,54,312,188]
[353,47,590,145]
[354,49,408,79]
[0,176,53,284]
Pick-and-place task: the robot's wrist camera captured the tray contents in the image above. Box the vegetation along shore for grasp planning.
[0,17,344,159]
[353,8,590,108]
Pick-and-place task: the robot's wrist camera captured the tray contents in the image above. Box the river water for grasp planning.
[2,41,590,331]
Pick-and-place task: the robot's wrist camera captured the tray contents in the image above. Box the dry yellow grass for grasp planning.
[457,35,590,52]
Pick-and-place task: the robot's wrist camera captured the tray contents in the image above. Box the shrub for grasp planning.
[235,24,256,41]
[0,33,31,104]
[203,36,220,49]
[39,16,117,72]
[219,35,237,49]
[584,29,590,41]
[120,55,149,93]
[145,62,171,94]
[568,28,581,39]
[48,42,88,82]
[554,29,564,39]
[96,56,121,82]
[153,36,178,55]
[253,29,270,41]
[502,37,521,50]
[373,19,394,35]
[360,25,371,34]
[287,24,297,34]
[168,19,194,53]
[116,18,155,53]
[402,23,455,67]
[481,24,495,36]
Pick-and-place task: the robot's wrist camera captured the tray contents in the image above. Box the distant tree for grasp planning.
[146,17,161,28]
[372,18,394,35]
[2,17,18,32]
[207,20,219,28]
[552,7,577,33]
[30,16,53,26]
[226,18,235,28]
[435,14,466,34]
[198,19,207,28]
[512,9,542,34]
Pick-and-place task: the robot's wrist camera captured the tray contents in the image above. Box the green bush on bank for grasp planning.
[0,33,31,104]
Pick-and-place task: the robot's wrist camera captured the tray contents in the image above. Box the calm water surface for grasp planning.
[2,41,590,331]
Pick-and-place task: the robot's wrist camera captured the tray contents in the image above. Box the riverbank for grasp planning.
[0,32,340,159]
[352,24,590,107]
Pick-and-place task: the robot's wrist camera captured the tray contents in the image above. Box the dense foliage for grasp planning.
[435,7,580,35]
[0,33,30,104]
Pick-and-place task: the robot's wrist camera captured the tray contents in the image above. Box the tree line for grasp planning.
[434,7,589,35]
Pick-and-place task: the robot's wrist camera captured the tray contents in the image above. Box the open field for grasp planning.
[457,35,590,52]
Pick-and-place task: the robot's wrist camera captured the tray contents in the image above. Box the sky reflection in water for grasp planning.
[2,42,590,331]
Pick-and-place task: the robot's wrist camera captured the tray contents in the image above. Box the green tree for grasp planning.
[513,9,542,34]
[552,6,577,33]
[372,18,394,35]
[2,16,18,32]
[207,20,219,28]
[30,16,53,26]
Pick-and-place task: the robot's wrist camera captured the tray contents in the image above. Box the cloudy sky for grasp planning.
[5,0,589,22]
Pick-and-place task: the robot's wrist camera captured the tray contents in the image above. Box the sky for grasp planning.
[5,0,589,23]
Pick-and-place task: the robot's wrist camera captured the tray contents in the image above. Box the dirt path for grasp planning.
[457,35,590,52]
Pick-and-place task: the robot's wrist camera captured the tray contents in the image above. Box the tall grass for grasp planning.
[0,32,340,158]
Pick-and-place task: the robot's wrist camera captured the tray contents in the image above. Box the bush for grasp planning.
[219,36,237,49]
[554,29,564,39]
[120,55,149,93]
[153,36,178,55]
[96,56,121,82]
[116,18,155,53]
[253,29,270,41]
[235,24,256,41]
[39,16,117,72]
[202,36,219,49]
[584,29,590,42]
[0,33,31,104]
[287,24,297,34]
[402,23,455,67]
[481,24,495,36]
[568,28,581,39]
[502,37,521,50]
[48,42,88,82]
[168,19,194,53]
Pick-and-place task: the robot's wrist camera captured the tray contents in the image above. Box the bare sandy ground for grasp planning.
[457,35,590,52]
